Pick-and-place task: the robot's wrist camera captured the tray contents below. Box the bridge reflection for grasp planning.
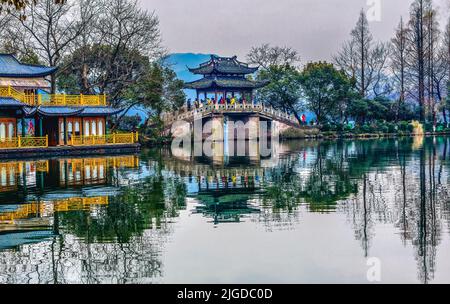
[165,140,317,225]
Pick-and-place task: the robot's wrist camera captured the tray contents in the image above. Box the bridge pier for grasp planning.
[211,115,224,142]
[247,115,260,141]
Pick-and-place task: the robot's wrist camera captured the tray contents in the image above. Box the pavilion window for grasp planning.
[85,165,91,179]
[8,123,14,139]
[98,120,104,136]
[85,121,90,136]
[92,121,97,136]
[0,123,6,141]
[68,122,73,141]
[1,167,6,186]
[60,122,65,143]
[9,169,14,186]
[75,122,80,136]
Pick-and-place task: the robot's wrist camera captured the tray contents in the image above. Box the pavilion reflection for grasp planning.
[0,155,139,198]
[0,196,109,249]
[0,155,140,249]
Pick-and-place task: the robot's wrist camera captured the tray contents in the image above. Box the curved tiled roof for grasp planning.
[19,105,123,117]
[184,76,269,90]
[0,97,27,107]
[0,54,57,78]
[36,107,84,117]
[35,106,123,117]
[188,55,259,75]
[79,107,123,116]
[2,95,123,117]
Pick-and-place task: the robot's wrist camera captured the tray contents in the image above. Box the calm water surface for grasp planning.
[1,137,450,284]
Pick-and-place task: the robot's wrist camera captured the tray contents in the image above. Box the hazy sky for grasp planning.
[141,0,450,62]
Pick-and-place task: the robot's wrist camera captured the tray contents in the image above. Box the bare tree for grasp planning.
[391,18,409,120]
[424,8,440,125]
[334,10,389,98]
[247,43,300,69]
[8,0,96,93]
[405,0,431,122]
[352,9,372,97]
[440,17,450,123]
[367,42,391,97]
[57,0,165,107]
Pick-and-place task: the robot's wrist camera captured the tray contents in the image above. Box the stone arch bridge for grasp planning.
[161,103,308,141]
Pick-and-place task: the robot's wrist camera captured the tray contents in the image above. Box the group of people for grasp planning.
[187,96,252,111]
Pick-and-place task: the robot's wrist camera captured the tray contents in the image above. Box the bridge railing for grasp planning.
[161,103,300,126]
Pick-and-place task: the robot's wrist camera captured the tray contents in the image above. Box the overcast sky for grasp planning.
[141,0,450,63]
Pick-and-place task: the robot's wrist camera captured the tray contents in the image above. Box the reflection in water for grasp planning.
[0,137,450,283]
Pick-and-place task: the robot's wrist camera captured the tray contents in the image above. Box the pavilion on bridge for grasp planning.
[184,55,269,104]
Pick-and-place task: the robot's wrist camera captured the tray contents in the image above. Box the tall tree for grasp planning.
[424,7,440,125]
[391,18,409,121]
[352,9,372,97]
[334,10,389,98]
[439,17,450,124]
[405,0,430,122]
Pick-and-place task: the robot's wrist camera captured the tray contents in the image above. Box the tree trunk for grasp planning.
[51,74,57,94]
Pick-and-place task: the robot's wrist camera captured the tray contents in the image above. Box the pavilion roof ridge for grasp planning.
[187,55,259,75]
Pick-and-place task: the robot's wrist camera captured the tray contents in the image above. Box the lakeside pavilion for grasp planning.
[184,55,269,103]
[0,54,138,152]
[163,55,301,142]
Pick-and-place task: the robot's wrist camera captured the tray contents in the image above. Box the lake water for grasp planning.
[1,137,450,284]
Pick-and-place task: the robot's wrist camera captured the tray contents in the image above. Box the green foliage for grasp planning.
[299,61,354,124]
[256,64,303,122]
[116,114,142,132]
[424,122,434,133]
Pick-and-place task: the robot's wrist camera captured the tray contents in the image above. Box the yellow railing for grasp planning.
[0,136,48,149]
[0,86,107,106]
[0,197,109,224]
[0,133,137,150]
[70,132,138,146]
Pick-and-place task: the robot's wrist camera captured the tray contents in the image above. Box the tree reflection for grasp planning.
[2,137,450,283]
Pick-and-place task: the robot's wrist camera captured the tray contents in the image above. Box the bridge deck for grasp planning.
[161,104,301,128]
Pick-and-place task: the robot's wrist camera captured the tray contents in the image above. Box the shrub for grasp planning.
[386,122,397,134]
[424,122,434,132]
[379,125,389,134]
[344,124,353,133]
[398,121,409,132]
[361,124,373,133]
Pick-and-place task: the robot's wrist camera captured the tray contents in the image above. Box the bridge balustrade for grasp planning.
[162,103,299,126]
